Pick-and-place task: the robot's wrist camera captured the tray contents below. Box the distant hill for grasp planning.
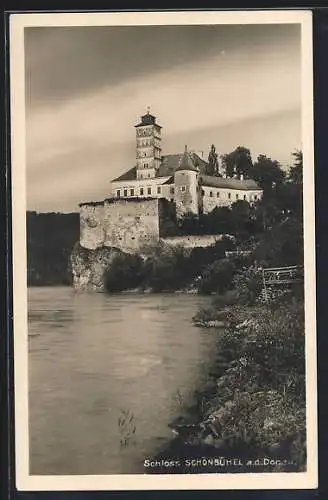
[27,211,80,286]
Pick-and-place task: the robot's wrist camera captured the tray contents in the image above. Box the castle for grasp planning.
[79,110,263,253]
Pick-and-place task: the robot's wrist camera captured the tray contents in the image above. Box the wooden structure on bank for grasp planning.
[225,250,253,258]
[261,265,304,302]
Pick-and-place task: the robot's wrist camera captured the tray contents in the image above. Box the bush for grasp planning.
[198,259,236,294]
[104,253,145,292]
[231,265,263,305]
[192,297,306,469]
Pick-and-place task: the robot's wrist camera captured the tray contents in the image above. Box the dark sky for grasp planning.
[25,22,302,211]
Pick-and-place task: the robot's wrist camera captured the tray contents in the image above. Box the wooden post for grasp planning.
[262,267,268,303]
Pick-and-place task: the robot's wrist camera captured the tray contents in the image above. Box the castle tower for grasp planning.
[135,108,162,180]
[174,145,200,219]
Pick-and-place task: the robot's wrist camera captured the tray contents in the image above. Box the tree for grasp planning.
[249,154,285,194]
[230,200,252,237]
[220,146,253,178]
[288,150,303,185]
[207,144,220,176]
[198,258,236,294]
[104,253,145,292]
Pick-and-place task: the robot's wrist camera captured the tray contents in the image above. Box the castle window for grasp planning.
[157,186,161,194]
[181,186,186,192]
[210,191,213,197]
[116,190,121,198]
[130,189,134,196]
[236,194,239,200]
[201,189,205,196]
[217,192,220,198]
[170,187,174,194]
[140,188,144,195]
[243,194,247,200]
[254,195,258,200]
[228,193,231,199]
[124,189,128,197]
[144,163,148,168]
[147,187,151,195]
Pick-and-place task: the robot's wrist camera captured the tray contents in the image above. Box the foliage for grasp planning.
[207,144,220,176]
[220,146,253,178]
[253,215,303,267]
[197,258,236,294]
[249,154,285,194]
[288,150,303,184]
[194,297,306,468]
[104,253,145,292]
[27,211,79,286]
[231,265,263,305]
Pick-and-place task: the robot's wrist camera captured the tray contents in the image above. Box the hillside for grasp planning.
[27,211,79,286]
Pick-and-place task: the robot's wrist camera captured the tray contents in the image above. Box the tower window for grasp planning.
[140,188,144,195]
[228,193,231,199]
[147,187,151,195]
[116,190,121,198]
[124,189,128,197]
[130,189,134,196]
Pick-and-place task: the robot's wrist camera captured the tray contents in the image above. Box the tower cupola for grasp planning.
[135,107,162,180]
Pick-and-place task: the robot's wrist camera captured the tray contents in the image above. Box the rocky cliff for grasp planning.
[70,243,125,292]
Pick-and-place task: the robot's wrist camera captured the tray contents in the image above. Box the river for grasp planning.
[28,286,219,475]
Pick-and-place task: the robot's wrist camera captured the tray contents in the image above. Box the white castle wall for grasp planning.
[162,234,228,249]
[80,198,162,253]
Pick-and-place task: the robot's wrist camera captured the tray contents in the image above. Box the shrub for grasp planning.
[231,265,263,305]
[104,253,145,292]
[198,259,236,294]
[192,297,306,468]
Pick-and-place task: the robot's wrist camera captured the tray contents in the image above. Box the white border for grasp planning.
[10,9,317,491]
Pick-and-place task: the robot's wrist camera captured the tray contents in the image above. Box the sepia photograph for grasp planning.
[10,10,317,491]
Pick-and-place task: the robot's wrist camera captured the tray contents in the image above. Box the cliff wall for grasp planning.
[70,243,124,291]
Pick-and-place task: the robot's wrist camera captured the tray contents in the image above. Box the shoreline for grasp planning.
[146,293,306,475]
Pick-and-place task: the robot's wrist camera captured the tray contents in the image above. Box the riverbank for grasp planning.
[147,289,306,474]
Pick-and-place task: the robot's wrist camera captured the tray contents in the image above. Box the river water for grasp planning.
[28,287,218,475]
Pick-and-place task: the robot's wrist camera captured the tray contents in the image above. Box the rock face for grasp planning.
[70,243,124,291]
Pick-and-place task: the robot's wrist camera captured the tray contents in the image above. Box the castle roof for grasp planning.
[157,152,207,177]
[135,111,162,128]
[175,146,199,173]
[111,152,208,182]
[112,166,137,182]
[201,175,261,191]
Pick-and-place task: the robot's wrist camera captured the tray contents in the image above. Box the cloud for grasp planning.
[25,23,301,211]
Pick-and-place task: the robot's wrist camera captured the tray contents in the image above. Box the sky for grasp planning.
[25,23,302,212]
